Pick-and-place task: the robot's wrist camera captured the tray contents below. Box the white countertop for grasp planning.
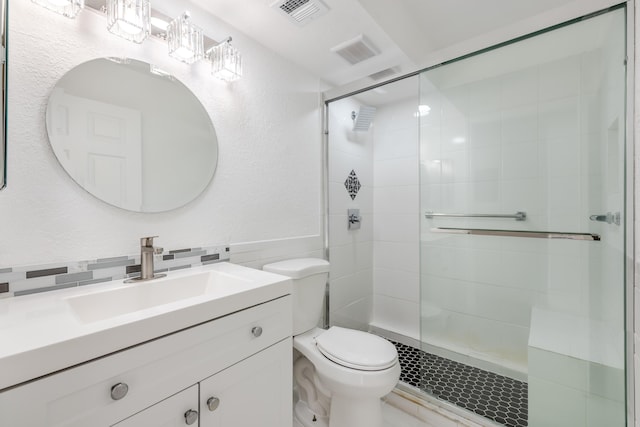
[0,262,292,391]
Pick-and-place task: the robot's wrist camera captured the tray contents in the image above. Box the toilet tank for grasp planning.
[263,258,330,336]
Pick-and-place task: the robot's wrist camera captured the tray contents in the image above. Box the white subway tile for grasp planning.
[374,127,418,161]
[330,270,373,312]
[375,157,419,187]
[466,77,501,114]
[502,140,539,180]
[375,185,419,215]
[374,241,420,274]
[440,150,469,184]
[441,119,469,153]
[328,243,356,280]
[539,96,580,140]
[374,213,419,243]
[468,111,501,148]
[501,104,538,144]
[374,267,419,301]
[539,56,581,102]
[469,145,501,181]
[501,67,538,109]
[372,295,420,338]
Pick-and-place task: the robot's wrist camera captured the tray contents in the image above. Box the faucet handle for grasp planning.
[140,236,159,247]
[154,247,164,255]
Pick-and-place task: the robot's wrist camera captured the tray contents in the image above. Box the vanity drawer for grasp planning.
[0,295,291,427]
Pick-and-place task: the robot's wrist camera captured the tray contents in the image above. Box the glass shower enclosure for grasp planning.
[326,6,628,427]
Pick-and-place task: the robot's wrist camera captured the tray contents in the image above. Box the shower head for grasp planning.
[352,106,376,132]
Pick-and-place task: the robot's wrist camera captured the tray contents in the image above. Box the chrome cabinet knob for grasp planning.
[251,326,263,337]
[206,396,220,411]
[110,383,129,401]
[184,409,198,425]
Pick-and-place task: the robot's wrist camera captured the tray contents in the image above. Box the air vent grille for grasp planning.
[330,35,379,65]
[271,0,329,26]
[369,67,399,81]
[279,0,310,14]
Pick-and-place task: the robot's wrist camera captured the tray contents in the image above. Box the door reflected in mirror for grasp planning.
[46,58,218,212]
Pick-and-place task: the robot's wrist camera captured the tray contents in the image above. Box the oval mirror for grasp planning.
[45,58,218,212]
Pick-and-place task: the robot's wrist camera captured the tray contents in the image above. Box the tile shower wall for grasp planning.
[327,97,374,331]
[371,93,420,340]
[419,15,625,375]
[2,0,322,268]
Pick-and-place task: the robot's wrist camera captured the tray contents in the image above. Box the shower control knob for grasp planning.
[251,326,263,337]
[110,383,129,401]
[207,396,220,411]
[184,409,198,425]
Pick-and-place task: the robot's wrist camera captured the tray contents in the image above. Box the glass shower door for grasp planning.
[419,7,627,427]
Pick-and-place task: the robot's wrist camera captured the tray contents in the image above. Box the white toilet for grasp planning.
[263,258,400,427]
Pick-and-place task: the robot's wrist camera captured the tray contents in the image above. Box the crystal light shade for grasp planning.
[209,39,243,82]
[32,0,84,18]
[106,0,150,44]
[167,12,204,64]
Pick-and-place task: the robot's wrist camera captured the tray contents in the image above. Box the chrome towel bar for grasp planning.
[430,227,600,241]
[424,211,526,221]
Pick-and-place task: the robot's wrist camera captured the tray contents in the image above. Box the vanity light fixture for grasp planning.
[106,0,150,43]
[150,16,169,32]
[207,37,243,82]
[32,1,246,79]
[167,11,204,64]
[32,0,84,18]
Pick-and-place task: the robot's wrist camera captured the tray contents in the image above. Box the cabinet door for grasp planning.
[200,338,292,427]
[112,385,199,427]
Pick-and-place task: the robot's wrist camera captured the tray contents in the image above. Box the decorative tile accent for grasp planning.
[126,265,142,274]
[0,245,230,298]
[392,340,528,427]
[55,271,93,285]
[26,267,68,279]
[87,259,135,270]
[344,169,361,200]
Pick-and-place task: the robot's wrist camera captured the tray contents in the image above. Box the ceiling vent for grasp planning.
[271,0,329,26]
[368,67,399,81]
[330,35,379,65]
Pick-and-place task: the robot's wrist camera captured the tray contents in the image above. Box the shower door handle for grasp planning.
[589,212,620,225]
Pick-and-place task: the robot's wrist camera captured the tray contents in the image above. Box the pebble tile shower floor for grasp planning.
[392,341,528,427]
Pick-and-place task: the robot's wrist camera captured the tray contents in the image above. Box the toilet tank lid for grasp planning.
[263,258,330,279]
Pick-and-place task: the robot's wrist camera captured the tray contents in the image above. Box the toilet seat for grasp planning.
[315,327,398,371]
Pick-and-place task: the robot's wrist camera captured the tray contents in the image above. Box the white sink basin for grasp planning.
[66,270,252,323]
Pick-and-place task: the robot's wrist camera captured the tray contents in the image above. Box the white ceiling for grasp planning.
[188,0,619,90]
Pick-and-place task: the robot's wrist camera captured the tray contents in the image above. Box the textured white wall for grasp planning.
[1,0,323,267]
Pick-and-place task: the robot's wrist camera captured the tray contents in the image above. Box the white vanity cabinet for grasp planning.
[199,339,292,426]
[112,385,199,427]
[0,295,292,427]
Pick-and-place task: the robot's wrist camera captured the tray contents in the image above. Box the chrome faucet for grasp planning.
[125,236,166,283]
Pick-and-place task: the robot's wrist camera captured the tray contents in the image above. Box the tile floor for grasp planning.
[392,341,527,427]
[292,402,432,427]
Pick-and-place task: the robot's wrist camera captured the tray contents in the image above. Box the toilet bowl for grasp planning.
[263,258,400,427]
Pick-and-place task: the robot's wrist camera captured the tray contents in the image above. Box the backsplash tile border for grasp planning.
[0,245,230,298]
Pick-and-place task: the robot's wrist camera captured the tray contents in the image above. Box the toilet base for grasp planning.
[294,400,329,427]
[328,395,384,427]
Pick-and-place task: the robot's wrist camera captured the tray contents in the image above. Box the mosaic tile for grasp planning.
[391,340,528,427]
[344,169,361,200]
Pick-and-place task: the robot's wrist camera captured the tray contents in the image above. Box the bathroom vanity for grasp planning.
[0,263,293,427]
